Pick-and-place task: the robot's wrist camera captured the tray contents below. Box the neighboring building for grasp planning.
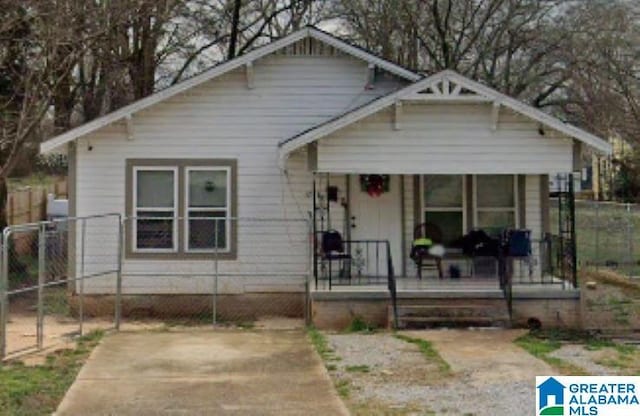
[40,27,612,328]
[592,135,632,200]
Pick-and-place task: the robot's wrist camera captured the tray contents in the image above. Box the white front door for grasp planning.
[349,175,403,276]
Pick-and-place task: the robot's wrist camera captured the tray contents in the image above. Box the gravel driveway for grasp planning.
[327,329,552,415]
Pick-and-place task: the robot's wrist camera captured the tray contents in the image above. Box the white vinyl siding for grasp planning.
[74,53,406,294]
[317,103,573,174]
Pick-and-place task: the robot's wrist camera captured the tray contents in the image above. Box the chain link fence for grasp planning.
[118,216,311,326]
[1,214,121,359]
[1,215,311,360]
[551,199,640,278]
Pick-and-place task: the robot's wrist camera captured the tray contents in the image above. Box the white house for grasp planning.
[40,26,612,328]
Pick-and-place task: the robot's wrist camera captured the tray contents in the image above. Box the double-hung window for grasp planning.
[422,175,465,246]
[127,159,236,259]
[134,167,178,251]
[186,167,230,252]
[474,175,517,234]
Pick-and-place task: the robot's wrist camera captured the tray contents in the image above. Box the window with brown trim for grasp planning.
[125,159,237,260]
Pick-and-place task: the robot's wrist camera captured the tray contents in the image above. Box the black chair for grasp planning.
[321,230,352,283]
[411,222,444,279]
[460,229,501,278]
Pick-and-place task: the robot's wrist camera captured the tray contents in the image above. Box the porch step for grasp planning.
[390,298,510,329]
[399,316,495,324]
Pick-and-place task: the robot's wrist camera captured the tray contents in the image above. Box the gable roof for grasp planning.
[40,26,421,153]
[278,69,613,163]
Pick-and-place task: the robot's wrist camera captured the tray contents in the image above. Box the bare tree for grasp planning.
[170,0,331,84]
[560,1,640,143]
[338,0,569,104]
[0,2,88,227]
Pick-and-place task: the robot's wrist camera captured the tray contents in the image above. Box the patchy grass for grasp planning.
[0,330,103,415]
[306,328,355,406]
[515,332,588,375]
[584,338,617,351]
[334,379,351,398]
[349,401,430,416]
[517,329,640,376]
[43,287,71,317]
[344,316,377,334]
[394,334,452,376]
[345,365,370,373]
[307,326,335,363]
[594,343,640,375]
[236,321,255,330]
[308,329,446,416]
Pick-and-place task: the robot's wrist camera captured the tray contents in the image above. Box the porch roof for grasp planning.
[278,70,613,167]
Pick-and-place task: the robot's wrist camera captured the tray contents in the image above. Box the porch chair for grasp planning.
[411,222,445,279]
[502,229,533,279]
[320,230,352,282]
[461,229,501,278]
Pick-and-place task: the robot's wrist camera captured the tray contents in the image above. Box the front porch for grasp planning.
[311,172,577,291]
[279,70,602,330]
[308,171,579,329]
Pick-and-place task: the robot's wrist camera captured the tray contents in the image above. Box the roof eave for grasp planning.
[40,26,421,154]
[278,70,613,159]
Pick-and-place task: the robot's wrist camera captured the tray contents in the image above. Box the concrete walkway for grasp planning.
[403,329,553,384]
[55,330,348,415]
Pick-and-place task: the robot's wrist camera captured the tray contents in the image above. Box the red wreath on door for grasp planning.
[360,174,387,198]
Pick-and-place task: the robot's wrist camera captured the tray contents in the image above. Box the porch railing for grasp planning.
[498,253,513,322]
[315,239,395,289]
[385,241,398,329]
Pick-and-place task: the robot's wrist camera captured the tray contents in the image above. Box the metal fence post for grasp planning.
[212,218,219,326]
[0,230,10,360]
[594,201,599,271]
[627,203,633,277]
[37,223,46,349]
[115,216,123,330]
[79,218,86,336]
[305,219,312,327]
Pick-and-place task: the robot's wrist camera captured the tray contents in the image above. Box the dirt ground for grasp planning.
[4,312,304,365]
[4,313,115,364]
[406,329,552,384]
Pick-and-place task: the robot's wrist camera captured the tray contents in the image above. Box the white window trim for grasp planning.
[421,175,467,236]
[132,166,179,253]
[184,166,232,253]
[472,174,519,228]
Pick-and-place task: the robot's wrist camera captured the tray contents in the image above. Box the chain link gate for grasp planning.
[0,214,122,359]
